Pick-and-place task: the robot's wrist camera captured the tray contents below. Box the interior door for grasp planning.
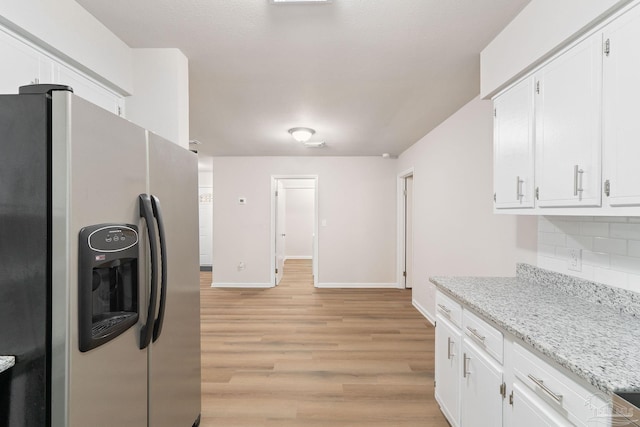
[147,132,201,427]
[275,180,286,285]
[56,92,148,427]
[405,176,414,288]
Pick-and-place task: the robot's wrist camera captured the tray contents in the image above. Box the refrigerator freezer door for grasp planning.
[50,92,148,427]
[147,132,201,427]
[0,94,49,427]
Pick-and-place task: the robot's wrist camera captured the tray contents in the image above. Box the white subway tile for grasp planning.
[582,250,610,268]
[538,217,557,233]
[538,244,556,257]
[537,256,566,273]
[551,220,581,235]
[580,221,609,237]
[610,255,640,275]
[594,267,628,289]
[629,240,640,258]
[628,273,640,293]
[629,217,640,223]
[593,237,627,255]
[566,234,593,250]
[539,232,566,247]
[610,223,640,240]
[555,247,570,260]
[593,216,628,223]
[567,264,595,281]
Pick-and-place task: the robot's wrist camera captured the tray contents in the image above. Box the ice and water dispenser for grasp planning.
[78,224,139,352]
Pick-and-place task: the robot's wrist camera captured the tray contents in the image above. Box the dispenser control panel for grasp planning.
[87,225,138,252]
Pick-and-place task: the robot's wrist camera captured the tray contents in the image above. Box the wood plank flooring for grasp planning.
[199,259,449,426]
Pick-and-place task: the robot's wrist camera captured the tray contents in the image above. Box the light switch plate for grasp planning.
[568,248,582,272]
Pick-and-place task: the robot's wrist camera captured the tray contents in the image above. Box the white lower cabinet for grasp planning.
[435,315,461,426]
[509,382,573,427]
[434,290,611,427]
[461,340,503,427]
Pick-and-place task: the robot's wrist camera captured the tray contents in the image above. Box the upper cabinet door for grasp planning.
[603,4,640,207]
[0,29,52,94]
[535,32,603,207]
[494,77,535,209]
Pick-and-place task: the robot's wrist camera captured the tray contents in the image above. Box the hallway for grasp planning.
[199,259,448,426]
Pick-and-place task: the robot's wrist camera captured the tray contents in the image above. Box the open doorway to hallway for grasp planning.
[271,176,318,287]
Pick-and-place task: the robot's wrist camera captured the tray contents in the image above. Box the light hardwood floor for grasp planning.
[199,259,449,426]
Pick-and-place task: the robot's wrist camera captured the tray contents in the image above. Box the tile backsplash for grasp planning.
[538,216,640,293]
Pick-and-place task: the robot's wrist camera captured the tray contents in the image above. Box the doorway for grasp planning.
[271,176,318,287]
[397,169,414,289]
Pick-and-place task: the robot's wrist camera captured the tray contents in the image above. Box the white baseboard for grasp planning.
[317,282,400,289]
[211,282,273,288]
[285,256,313,260]
[412,299,435,325]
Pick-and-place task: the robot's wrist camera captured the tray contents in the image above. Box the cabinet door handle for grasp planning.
[466,326,486,343]
[516,176,524,201]
[574,165,584,198]
[527,374,563,403]
[437,304,451,318]
[447,337,454,360]
[463,353,470,378]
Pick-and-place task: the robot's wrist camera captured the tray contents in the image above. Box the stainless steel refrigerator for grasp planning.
[0,84,201,426]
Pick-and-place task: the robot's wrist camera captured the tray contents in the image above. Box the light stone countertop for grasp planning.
[430,264,640,395]
[0,356,15,374]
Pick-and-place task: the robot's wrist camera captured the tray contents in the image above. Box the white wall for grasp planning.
[212,157,397,286]
[538,216,640,291]
[0,2,189,147]
[198,168,214,268]
[481,0,632,98]
[0,0,133,94]
[126,49,190,148]
[397,96,538,321]
[285,188,314,259]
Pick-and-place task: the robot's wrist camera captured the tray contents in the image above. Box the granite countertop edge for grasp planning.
[0,356,16,374]
[430,271,640,395]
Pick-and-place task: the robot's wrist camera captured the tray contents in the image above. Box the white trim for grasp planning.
[270,175,319,287]
[211,282,273,288]
[397,168,414,289]
[285,256,313,260]
[412,299,435,325]
[317,282,401,289]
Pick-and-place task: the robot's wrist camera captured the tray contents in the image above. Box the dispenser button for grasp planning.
[114,236,120,242]
[105,237,112,243]
[120,236,126,241]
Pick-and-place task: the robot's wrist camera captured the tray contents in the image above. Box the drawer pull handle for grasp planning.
[527,374,563,403]
[466,326,486,343]
[463,353,471,378]
[447,337,454,360]
[437,304,451,317]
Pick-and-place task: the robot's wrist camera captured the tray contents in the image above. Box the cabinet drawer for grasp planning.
[462,309,503,364]
[436,291,462,328]
[513,343,607,426]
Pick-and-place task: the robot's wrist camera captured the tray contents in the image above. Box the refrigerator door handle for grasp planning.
[151,195,167,342]
[139,194,159,350]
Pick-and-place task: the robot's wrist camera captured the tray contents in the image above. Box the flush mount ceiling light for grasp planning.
[288,127,316,143]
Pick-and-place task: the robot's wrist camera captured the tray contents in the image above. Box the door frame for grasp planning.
[270,175,319,287]
[397,167,414,289]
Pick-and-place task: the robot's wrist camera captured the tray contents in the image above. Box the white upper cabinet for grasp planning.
[55,64,123,116]
[602,4,640,207]
[534,32,603,208]
[494,77,535,209]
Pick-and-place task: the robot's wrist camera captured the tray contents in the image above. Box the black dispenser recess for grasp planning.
[78,224,139,352]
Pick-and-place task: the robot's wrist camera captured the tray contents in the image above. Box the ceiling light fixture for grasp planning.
[288,127,316,143]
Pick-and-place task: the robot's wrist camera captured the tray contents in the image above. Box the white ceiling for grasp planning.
[76,0,530,157]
